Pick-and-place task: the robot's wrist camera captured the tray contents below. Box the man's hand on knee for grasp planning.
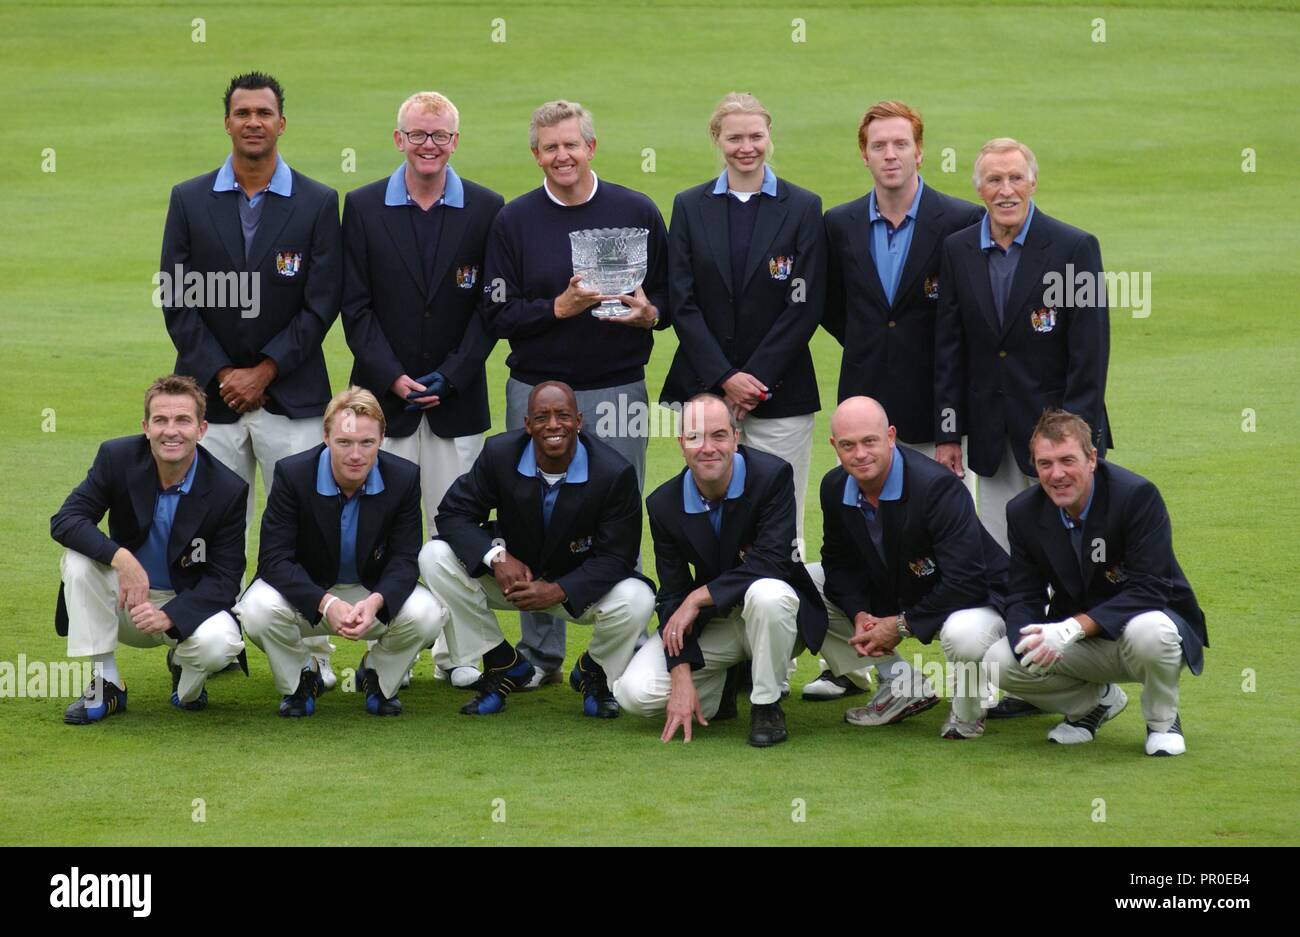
[111,548,150,609]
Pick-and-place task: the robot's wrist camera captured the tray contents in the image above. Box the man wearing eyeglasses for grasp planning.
[160,71,343,686]
[341,91,504,689]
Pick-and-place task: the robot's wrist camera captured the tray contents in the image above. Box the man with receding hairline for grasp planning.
[615,393,827,747]
[808,396,1009,737]
[420,380,655,719]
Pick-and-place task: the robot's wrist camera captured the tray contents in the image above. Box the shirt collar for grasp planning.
[315,447,385,498]
[867,175,924,223]
[163,453,199,494]
[710,164,778,197]
[543,171,598,206]
[683,451,747,513]
[213,154,293,197]
[384,162,465,208]
[517,437,589,484]
[980,199,1035,251]
[842,446,906,506]
[1059,477,1096,530]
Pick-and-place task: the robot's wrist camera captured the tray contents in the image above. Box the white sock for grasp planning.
[874,654,908,684]
[91,653,120,686]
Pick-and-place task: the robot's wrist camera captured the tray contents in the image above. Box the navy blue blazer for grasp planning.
[934,208,1113,476]
[341,174,503,439]
[646,446,826,671]
[255,445,423,626]
[51,437,248,640]
[824,185,983,443]
[819,448,1009,644]
[160,167,342,423]
[1004,460,1206,673]
[660,177,826,419]
[435,429,652,617]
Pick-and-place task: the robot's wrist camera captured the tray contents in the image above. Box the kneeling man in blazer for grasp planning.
[984,409,1206,756]
[52,375,248,723]
[615,393,827,747]
[420,381,654,719]
[236,387,442,717]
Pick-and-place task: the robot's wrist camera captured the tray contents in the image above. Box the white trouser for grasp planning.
[983,611,1185,729]
[202,411,332,658]
[805,562,1005,720]
[898,436,977,503]
[974,436,1035,552]
[383,423,485,672]
[418,539,651,682]
[738,413,815,544]
[613,578,800,719]
[236,579,443,698]
[60,549,243,703]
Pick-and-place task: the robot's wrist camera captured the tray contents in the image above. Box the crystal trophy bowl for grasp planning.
[569,227,649,318]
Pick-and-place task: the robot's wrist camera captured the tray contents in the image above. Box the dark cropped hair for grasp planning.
[224,72,284,116]
[1029,408,1094,461]
[144,374,206,422]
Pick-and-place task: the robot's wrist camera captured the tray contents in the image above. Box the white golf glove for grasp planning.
[1014,619,1085,674]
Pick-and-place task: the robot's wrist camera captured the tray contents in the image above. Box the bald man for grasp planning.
[419,381,655,718]
[807,396,1010,737]
[614,394,827,747]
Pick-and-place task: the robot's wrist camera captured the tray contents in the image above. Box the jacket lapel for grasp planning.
[739,192,788,293]
[127,443,158,540]
[963,236,1002,337]
[380,204,428,297]
[891,190,942,309]
[426,207,470,299]
[1000,219,1051,341]
[247,192,295,274]
[1037,496,1084,601]
[311,484,343,582]
[700,193,732,298]
[207,190,246,271]
[1079,468,1109,593]
[717,490,752,571]
[165,456,211,566]
[845,197,890,310]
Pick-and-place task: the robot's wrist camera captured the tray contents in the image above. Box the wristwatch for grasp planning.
[895,613,911,640]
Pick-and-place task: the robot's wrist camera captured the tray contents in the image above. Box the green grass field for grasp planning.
[2,0,1298,846]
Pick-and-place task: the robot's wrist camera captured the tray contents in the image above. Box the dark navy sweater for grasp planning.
[483,179,669,389]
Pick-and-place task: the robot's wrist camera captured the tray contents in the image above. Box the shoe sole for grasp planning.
[748,732,789,747]
[845,693,941,727]
[801,686,866,702]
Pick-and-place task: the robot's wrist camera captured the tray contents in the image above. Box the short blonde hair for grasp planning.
[973,137,1038,188]
[397,91,460,132]
[708,92,771,142]
[530,100,594,150]
[324,386,386,437]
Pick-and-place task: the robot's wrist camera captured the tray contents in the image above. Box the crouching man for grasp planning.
[420,381,653,718]
[614,394,827,747]
[236,387,442,717]
[811,396,1009,738]
[983,409,1207,755]
[52,375,248,723]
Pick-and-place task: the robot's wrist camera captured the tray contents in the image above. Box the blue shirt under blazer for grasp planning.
[160,165,342,424]
[341,166,504,439]
[823,184,983,443]
[434,429,653,618]
[660,174,826,420]
[51,437,249,641]
[819,447,1009,644]
[254,445,423,626]
[1004,459,1207,673]
[934,207,1113,476]
[647,446,827,672]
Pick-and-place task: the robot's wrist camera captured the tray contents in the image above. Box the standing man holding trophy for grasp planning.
[482,99,669,686]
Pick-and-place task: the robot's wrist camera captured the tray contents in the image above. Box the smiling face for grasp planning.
[862,115,921,193]
[225,87,284,161]
[717,112,769,179]
[679,397,739,491]
[143,394,206,474]
[532,118,595,194]
[525,383,581,472]
[396,106,459,180]
[830,398,896,492]
[1031,434,1096,518]
[325,412,382,494]
[976,148,1037,235]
